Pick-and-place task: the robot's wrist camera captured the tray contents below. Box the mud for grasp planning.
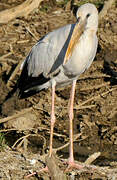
[0,0,117,179]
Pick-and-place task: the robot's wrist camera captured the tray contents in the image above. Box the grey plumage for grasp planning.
[18,24,75,96]
[18,3,98,98]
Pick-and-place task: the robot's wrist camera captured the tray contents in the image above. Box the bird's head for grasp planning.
[76,3,98,32]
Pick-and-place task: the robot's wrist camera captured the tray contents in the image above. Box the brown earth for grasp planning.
[0,0,117,179]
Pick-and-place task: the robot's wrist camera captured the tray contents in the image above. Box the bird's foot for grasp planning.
[25,166,48,178]
[38,166,49,173]
[65,160,83,172]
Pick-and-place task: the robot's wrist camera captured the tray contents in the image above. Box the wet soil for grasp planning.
[0,0,117,179]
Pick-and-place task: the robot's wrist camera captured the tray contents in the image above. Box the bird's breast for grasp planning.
[63,31,97,77]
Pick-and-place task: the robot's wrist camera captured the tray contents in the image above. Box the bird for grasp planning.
[17,3,98,170]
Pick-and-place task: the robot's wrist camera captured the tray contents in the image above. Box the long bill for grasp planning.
[63,17,87,65]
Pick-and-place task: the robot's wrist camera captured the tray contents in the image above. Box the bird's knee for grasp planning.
[51,114,56,126]
[68,110,74,121]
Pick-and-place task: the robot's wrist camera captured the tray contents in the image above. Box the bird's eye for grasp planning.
[77,17,81,23]
[86,13,90,18]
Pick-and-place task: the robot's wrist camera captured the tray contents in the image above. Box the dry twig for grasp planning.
[80,82,110,91]
[0,0,44,24]
[46,153,67,180]
[85,152,101,165]
[12,134,46,151]
[74,104,96,110]
[54,133,88,152]
[0,107,32,124]
[99,0,116,21]
[0,128,17,133]
[7,60,23,87]
[78,87,117,108]
[25,27,38,41]
[0,52,12,61]
[78,74,111,81]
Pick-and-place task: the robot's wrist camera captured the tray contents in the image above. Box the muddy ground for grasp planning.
[0,0,117,179]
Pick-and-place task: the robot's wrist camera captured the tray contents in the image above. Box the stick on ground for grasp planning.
[0,0,44,24]
[99,0,116,21]
[45,153,67,180]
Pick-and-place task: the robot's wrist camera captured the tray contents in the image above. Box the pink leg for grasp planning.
[49,83,56,157]
[25,166,49,178]
[67,80,82,170]
[25,85,56,178]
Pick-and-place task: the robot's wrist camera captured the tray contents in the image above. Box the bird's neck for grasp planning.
[85,28,97,35]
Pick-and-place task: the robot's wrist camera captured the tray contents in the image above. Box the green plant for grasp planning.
[0,133,7,151]
[40,4,50,12]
